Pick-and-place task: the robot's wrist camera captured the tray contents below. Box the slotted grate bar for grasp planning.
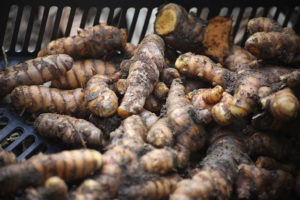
[34,6,49,55]
[79,8,89,29]
[17,141,42,162]
[9,6,24,52]
[0,106,62,161]
[127,8,140,42]
[22,6,36,52]
[93,8,102,26]
[138,8,152,44]
[51,7,63,40]
[65,7,76,36]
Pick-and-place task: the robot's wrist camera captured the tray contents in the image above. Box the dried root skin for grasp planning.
[255,156,296,174]
[167,78,206,152]
[236,164,294,199]
[118,34,165,118]
[34,113,104,147]
[121,175,182,200]
[11,86,88,118]
[261,88,299,120]
[245,32,300,64]
[0,150,17,167]
[154,3,206,53]
[25,176,68,200]
[85,74,120,117]
[0,149,102,195]
[171,133,251,200]
[0,54,73,96]
[247,17,284,35]
[38,24,127,59]
[175,53,236,89]
[51,59,117,89]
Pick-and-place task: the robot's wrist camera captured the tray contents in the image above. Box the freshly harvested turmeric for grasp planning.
[34,113,104,148]
[118,34,165,118]
[160,67,180,86]
[51,59,117,89]
[189,85,235,125]
[140,79,207,175]
[0,54,73,96]
[0,149,102,195]
[146,118,173,148]
[171,129,251,200]
[155,3,232,63]
[245,32,300,64]
[260,88,299,120]
[85,73,120,117]
[167,78,206,152]
[38,24,127,59]
[11,86,88,118]
[153,82,169,100]
[247,17,286,35]
[139,145,189,175]
[73,115,147,200]
[175,48,297,125]
[189,85,224,110]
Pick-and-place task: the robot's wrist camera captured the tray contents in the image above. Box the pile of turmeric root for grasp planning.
[0,3,300,200]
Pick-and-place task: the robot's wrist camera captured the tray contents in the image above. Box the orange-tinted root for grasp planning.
[85,74,120,117]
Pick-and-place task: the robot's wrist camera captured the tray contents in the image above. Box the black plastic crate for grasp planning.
[0,0,300,160]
